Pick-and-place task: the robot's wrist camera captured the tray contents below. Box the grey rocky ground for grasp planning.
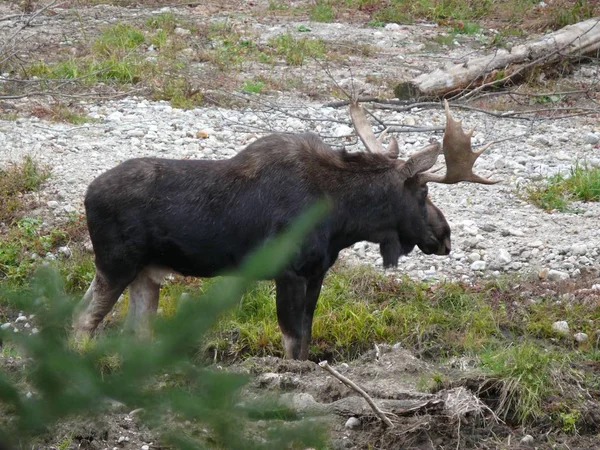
[2,89,599,283]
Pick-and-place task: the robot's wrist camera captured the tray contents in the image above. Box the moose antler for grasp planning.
[418,100,499,185]
[349,100,399,158]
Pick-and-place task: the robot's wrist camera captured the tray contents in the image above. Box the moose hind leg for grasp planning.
[73,270,129,336]
[275,275,308,360]
[126,267,164,340]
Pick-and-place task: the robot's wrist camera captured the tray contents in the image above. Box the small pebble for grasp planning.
[345,417,361,429]
[520,434,534,446]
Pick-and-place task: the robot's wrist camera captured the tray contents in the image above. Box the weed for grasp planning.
[0,157,49,224]
[0,212,88,287]
[296,24,312,32]
[268,33,326,66]
[92,23,145,56]
[524,164,600,211]
[242,80,264,94]
[145,12,178,33]
[268,0,288,11]
[30,103,97,125]
[451,21,480,34]
[558,409,581,434]
[480,343,566,422]
[367,20,386,28]
[151,78,203,109]
[310,2,334,22]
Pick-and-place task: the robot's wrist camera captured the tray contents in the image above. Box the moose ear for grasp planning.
[386,137,400,159]
[398,141,441,179]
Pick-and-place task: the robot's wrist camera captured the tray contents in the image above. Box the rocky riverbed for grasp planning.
[2,92,599,283]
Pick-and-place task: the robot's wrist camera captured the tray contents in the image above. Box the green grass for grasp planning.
[525,164,600,211]
[0,157,49,225]
[267,33,327,66]
[145,12,178,33]
[310,2,334,22]
[0,215,90,286]
[479,343,567,423]
[92,23,145,56]
[242,80,264,94]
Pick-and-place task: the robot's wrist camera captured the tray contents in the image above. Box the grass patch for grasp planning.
[145,12,178,33]
[525,163,600,211]
[267,33,327,66]
[310,2,335,22]
[479,343,567,423]
[0,215,89,286]
[203,267,491,361]
[30,103,98,125]
[0,157,49,225]
[241,80,264,94]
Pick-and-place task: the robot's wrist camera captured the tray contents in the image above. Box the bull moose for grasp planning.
[73,100,497,360]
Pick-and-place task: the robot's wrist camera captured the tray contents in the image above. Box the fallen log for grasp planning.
[395,17,600,100]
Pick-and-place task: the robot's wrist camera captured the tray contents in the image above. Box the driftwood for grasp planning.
[278,392,443,418]
[395,17,600,99]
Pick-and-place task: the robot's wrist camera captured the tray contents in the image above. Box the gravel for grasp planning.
[1,92,599,284]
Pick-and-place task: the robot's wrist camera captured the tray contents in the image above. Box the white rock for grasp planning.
[574,332,588,343]
[127,129,145,138]
[174,27,191,36]
[547,269,569,281]
[47,200,59,209]
[592,284,600,291]
[463,225,479,236]
[58,246,72,258]
[141,445,150,450]
[31,328,39,334]
[332,124,353,137]
[345,417,361,429]
[15,315,27,323]
[504,228,524,237]
[106,111,123,121]
[467,252,481,262]
[520,434,534,446]
[584,132,599,145]
[470,261,486,271]
[552,321,569,335]
[1,323,11,330]
[497,249,511,264]
[385,23,401,31]
[571,243,587,256]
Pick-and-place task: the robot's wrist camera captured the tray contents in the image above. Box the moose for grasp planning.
[73,100,497,360]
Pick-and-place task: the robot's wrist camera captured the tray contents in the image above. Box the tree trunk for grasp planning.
[394,17,600,99]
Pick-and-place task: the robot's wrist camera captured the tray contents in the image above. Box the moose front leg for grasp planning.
[275,275,308,360]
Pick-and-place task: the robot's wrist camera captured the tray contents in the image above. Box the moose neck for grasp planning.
[327,169,402,254]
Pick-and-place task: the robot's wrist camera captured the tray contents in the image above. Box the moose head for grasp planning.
[348,99,498,268]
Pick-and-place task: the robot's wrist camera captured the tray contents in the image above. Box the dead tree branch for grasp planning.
[394,17,600,99]
[319,360,394,428]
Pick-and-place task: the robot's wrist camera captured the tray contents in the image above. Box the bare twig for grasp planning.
[319,360,394,428]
